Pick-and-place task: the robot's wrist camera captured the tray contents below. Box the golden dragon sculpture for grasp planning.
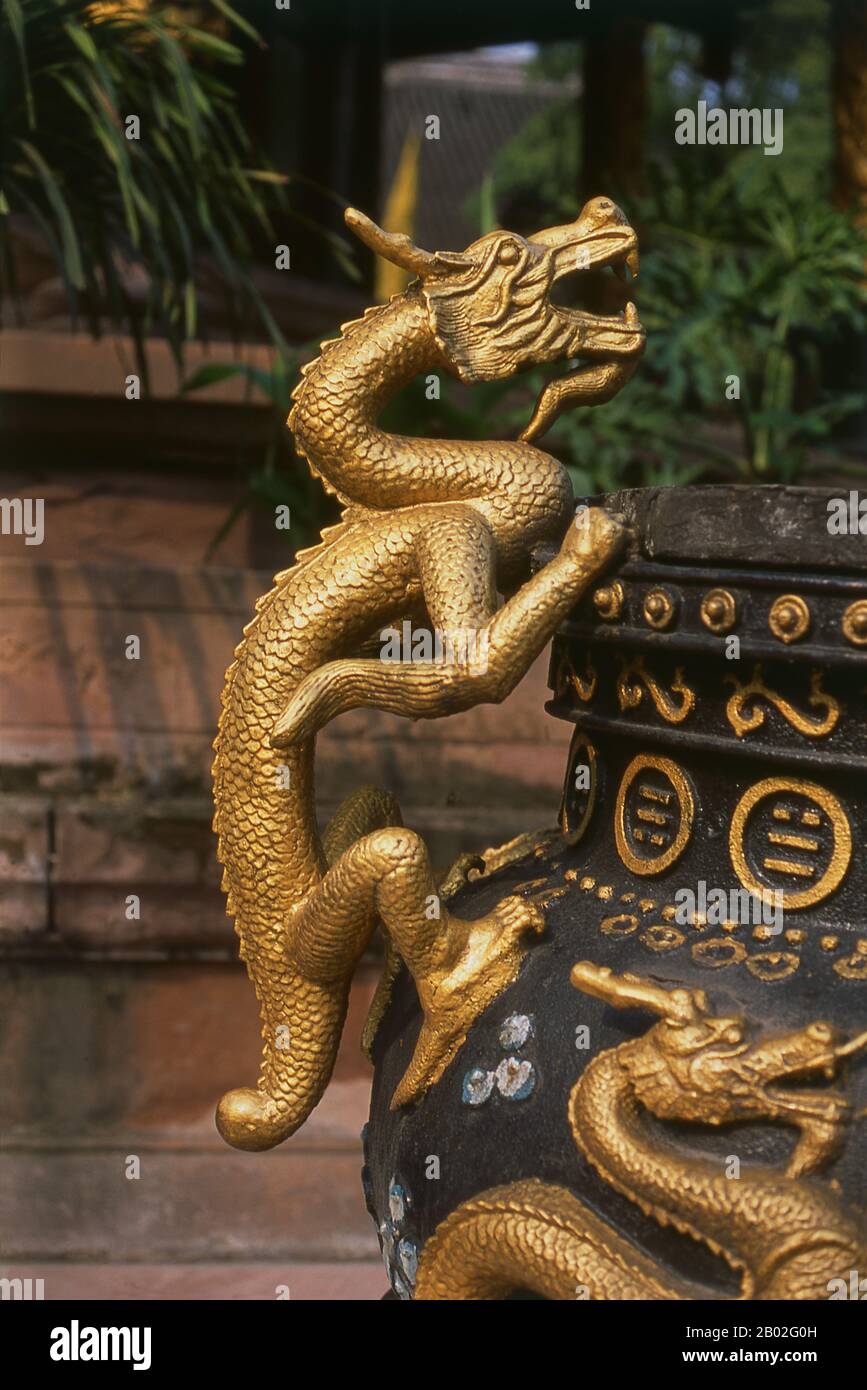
[213,197,645,1151]
[414,963,867,1300]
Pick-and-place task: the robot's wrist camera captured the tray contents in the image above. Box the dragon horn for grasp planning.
[344,207,473,277]
[344,207,438,276]
[570,961,702,1023]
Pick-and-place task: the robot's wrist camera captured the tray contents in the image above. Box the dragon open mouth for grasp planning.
[546,231,643,344]
[755,1022,867,1109]
[549,242,640,326]
[520,210,646,442]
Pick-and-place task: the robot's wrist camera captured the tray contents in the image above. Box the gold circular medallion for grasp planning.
[692,937,747,969]
[615,754,695,876]
[768,593,810,644]
[842,599,867,647]
[640,923,685,952]
[642,588,676,630]
[833,943,867,981]
[700,588,737,635]
[600,913,639,938]
[746,950,800,982]
[729,777,852,910]
[559,732,598,846]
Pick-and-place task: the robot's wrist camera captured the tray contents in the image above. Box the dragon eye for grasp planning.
[808,1023,833,1043]
[498,242,520,265]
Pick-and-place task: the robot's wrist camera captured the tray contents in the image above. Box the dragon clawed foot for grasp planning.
[779,1093,853,1177]
[390,894,545,1110]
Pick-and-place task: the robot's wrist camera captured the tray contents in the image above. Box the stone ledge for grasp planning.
[0,1149,377,1262]
[0,1262,386,1301]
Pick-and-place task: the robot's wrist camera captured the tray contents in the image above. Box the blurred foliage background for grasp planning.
[475,2,867,493]
[3,0,866,556]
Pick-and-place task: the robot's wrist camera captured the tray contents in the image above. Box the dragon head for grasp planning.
[345,197,645,440]
[572,962,867,1179]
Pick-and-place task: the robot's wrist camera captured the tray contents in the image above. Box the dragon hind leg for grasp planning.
[290,825,544,1110]
[216,820,543,1149]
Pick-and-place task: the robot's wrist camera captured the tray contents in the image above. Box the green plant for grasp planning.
[0,0,287,375]
[634,165,867,480]
[181,353,339,558]
[470,5,867,488]
[383,169,867,494]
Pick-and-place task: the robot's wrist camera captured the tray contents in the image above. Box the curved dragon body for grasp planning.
[414,965,867,1300]
[213,200,644,1151]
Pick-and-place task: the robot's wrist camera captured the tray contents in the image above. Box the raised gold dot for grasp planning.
[643,588,676,630]
[592,581,625,621]
[700,588,737,635]
[820,934,839,952]
[769,594,810,644]
[842,599,867,647]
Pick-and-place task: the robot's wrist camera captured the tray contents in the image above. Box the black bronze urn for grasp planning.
[363,484,867,1301]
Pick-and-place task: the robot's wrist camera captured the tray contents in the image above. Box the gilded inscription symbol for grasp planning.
[729,778,852,910]
[414,964,867,1300]
[615,754,694,876]
[559,731,599,845]
[616,655,696,724]
[725,665,840,738]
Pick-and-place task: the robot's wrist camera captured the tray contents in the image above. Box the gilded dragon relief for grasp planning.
[414,964,867,1300]
[212,197,644,1150]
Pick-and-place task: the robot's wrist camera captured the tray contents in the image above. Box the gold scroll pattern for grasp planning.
[725,665,840,739]
[616,655,696,724]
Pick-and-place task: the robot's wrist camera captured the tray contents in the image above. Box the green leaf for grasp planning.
[206,0,264,47]
[17,138,85,289]
[181,361,259,393]
[5,0,35,126]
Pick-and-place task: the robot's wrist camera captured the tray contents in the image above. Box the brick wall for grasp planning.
[0,482,569,1268]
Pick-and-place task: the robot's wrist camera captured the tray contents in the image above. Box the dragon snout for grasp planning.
[578,195,630,228]
[737,1021,855,1102]
[530,199,639,280]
